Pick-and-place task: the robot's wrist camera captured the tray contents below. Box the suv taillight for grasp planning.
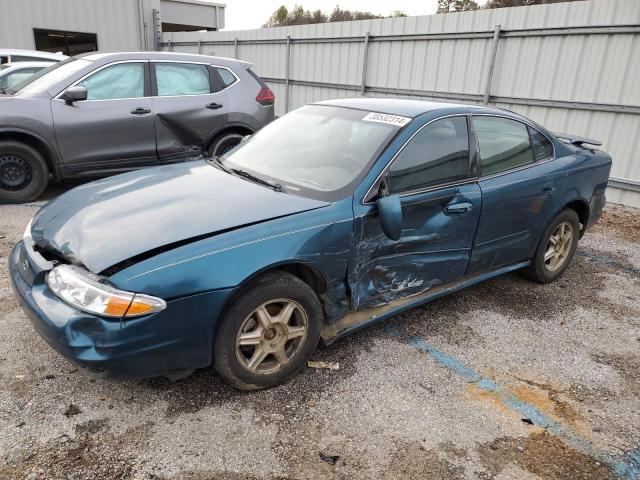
[256,87,275,106]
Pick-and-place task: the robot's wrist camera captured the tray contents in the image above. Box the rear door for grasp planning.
[151,61,235,161]
[350,115,482,310]
[468,115,565,274]
[51,61,157,172]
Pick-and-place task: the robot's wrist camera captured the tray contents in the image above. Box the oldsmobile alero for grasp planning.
[9,98,611,389]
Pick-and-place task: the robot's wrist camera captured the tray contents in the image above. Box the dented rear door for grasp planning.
[151,61,231,161]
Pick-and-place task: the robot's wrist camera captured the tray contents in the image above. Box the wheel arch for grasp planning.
[205,123,255,152]
[212,260,330,340]
[0,129,61,180]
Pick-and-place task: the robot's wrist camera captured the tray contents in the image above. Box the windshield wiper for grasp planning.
[231,168,284,192]
[206,155,230,173]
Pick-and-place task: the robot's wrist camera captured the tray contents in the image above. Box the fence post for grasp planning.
[198,39,202,55]
[483,24,501,105]
[168,40,172,52]
[360,32,370,96]
[234,37,239,59]
[285,35,291,113]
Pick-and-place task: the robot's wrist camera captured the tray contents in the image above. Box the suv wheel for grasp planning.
[0,141,49,203]
[213,272,322,390]
[207,132,246,157]
[524,208,580,283]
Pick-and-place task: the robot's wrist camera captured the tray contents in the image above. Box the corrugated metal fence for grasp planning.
[161,0,640,208]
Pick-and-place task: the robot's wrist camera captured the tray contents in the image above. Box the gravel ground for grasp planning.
[0,190,639,480]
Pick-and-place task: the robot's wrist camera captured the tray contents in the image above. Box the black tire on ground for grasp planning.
[0,141,49,203]
[206,132,246,157]
[523,208,580,284]
[213,271,323,390]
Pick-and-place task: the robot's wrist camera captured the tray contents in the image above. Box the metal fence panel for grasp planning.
[161,0,640,207]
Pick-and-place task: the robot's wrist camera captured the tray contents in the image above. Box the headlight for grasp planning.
[46,264,166,318]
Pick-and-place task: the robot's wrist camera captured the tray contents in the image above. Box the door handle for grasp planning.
[206,102,223,110]
[131,107,151,115]
[542,182,556,194]
[444,202,473,216]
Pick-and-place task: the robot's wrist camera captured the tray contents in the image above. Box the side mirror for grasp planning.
[376,194,403,241]
[61,85,87,104]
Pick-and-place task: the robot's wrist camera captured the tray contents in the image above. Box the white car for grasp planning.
[0,61,54,90]
[0,49,67,64]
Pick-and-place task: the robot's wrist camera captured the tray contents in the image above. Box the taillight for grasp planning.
[256,87,275,106]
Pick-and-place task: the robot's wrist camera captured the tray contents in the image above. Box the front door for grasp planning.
[467,116,566,274]
[350,115,482,310]
[151,62,234,161]
[51,61,157,173]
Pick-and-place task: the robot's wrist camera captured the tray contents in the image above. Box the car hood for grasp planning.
[31,160,329,273]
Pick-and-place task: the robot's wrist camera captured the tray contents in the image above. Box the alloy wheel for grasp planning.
[235,299,308,375]
[544,221,574,272]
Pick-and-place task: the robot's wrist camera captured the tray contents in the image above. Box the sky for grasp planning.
[221,0,445,31]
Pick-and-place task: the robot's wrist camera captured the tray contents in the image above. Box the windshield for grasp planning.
[222,105,405,201]
[8,58,92,95]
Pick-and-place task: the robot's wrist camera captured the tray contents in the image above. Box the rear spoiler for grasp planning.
[553,132,602,147]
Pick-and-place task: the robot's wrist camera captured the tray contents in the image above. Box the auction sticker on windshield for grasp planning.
[362,112,412,127]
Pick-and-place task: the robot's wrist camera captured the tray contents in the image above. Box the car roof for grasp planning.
[79,51,252,69]
[0,49,67,61]
[316,97,498,118]
[3,61,54,69]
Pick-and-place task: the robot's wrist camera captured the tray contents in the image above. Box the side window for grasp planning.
[388,116,470,194]
[0,68,43,89]
[214,67,238,89]
[528,126,553,161]
[155,63,210,96]
[78,63,145,100]
[474,116,534,176]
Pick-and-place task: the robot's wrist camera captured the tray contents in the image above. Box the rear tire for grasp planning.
[213,272,322,390]
[0,141,49,203]
[524,209,580,283]
[206,132,246,157]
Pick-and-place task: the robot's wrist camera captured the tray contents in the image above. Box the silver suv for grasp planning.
[0,52,275,202]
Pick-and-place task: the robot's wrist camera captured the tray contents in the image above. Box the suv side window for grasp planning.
[78,63,145,100]
[213,67,238,89]
[474,116,534,176]
[0,67,43,89]
[388,116,470,194]
[528,126,553,161]
[155,62,210,96]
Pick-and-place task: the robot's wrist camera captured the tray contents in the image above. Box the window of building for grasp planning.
[528,126,554,161]
[388,116,470,194]
[34,29,98,56]
[473,116,535,176]
[155,63,210,96]
[78,63,145,100]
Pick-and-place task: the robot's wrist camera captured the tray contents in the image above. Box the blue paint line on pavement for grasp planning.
[384,324,640,479]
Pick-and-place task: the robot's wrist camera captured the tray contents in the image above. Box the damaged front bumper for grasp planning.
[9,240,234,379]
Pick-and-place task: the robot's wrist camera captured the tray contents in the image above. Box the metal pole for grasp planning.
[168,40,172,52]
[483,24,501,105]
[198,39,202,55]
[234,38,239,58]
[360,32,370,96]
[285,35,291,113]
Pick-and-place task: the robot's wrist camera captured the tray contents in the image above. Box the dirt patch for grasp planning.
[380,441,466,480]
[591,352,640,393]
[0,419,151,480]
[591,204,640,244]
[477,431,615,479]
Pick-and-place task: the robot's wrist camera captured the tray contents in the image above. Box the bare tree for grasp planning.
[264,4,406,27]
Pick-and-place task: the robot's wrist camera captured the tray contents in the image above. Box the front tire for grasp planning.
[524,208,580,283]
[0,141,49,203]
[213,272,322,390]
